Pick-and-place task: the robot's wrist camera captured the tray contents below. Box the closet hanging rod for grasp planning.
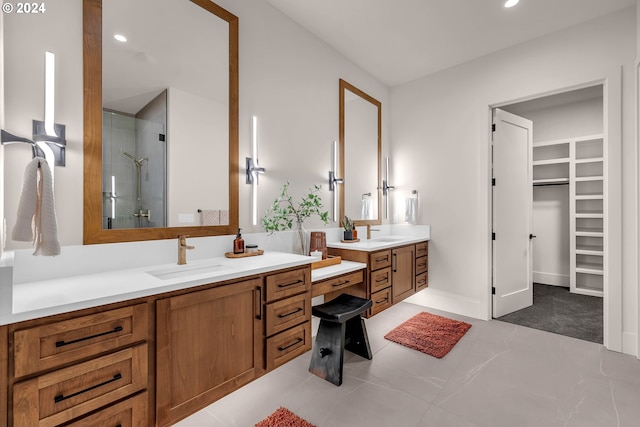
[533,182,569,187]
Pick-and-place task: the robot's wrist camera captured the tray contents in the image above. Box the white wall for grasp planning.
[393,9,636,354]
[2,0,389,249]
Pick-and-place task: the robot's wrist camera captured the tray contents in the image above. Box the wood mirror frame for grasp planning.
[339,79,382,228]
[83,0,239,244]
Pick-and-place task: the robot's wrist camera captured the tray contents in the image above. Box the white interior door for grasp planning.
[492,108,533,318]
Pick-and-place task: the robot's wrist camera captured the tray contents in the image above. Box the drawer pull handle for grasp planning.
[278,307,303,318]
[54,373,122,403]
[418,279,426,285]
[375,256,389,262]
[55,325,124,348]
[278,279,304,288]
[278,337,303,352]
[375,276,387,283]
[375,297,388,304]
[332,280,350,287]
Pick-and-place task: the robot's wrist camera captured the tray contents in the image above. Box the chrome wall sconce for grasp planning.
[1,52,66,171]
[246,116,266,225]
[382,156,395,219]
[328,140,343,221]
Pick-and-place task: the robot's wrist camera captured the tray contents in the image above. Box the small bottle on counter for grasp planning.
[233,228,245,254]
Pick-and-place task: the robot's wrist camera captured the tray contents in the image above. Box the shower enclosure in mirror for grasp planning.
[84,0,239,243]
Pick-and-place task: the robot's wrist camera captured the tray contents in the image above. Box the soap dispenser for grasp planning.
[233,228,245,254]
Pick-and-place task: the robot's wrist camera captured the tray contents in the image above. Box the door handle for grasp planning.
[529,234,537,239]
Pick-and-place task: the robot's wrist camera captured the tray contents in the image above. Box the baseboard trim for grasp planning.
[533,271,569,287]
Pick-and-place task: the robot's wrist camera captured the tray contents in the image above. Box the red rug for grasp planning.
[384,312,471,358]
[255,407,316,427]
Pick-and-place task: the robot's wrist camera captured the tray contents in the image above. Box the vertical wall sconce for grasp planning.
[382,156,395,219]
[1,51,66,175]
[328,140,344,222]
[246,115,266,225]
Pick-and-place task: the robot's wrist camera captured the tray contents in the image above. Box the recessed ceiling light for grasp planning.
[504,0,520,8]
[114,34,127,42]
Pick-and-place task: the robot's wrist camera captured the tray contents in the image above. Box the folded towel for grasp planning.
[200,209,220,226]
[219,210,229,225]
[361,198,373,220]
[12,157,60,256]
[405,197,418,224]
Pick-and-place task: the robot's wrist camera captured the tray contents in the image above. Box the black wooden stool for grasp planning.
[308,293,372,386]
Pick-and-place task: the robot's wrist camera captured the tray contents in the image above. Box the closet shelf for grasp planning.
[576,212,604,219]
[575,157,604,164]
[575,176,604,182]
[576,262,604,275]
[576,228,604,237]
[575,194,604,200]
[532,158,570,166]
[576,245,604,256]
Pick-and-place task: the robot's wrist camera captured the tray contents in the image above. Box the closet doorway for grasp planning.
[491,85,604,344]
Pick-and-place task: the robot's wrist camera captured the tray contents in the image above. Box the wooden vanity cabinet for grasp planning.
[415,242,429,291]
[329,240,429,317]
[391,245,415,303]
[9,303,150,427]
[156,277,263,427]
[264,267,312,371]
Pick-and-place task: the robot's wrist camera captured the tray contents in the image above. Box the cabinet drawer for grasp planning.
[415,272,428,291]
[265,268,310,302]
[370,288,392,316]
[265,292,311,337]
[415,242,428,258]
[65,391,147,427]
[415,255,428,275]
[13,344,147,427]
[370,267,391,293]
[266,322,311,371]
[369,250,391,271]
[312,270,363,298]
[14,303,149,378]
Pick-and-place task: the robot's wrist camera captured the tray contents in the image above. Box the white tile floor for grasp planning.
[174,301,640,427]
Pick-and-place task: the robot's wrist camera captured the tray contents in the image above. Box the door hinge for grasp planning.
[492,178,496,186]
[491,124,496,132]
[492,287,496,295]
[492,232,496,240]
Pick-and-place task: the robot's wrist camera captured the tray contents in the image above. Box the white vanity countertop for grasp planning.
[327,234,429,252]
[0,251,315,326]
[311,260,367,282]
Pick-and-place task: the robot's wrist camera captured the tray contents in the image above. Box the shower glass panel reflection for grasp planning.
[102,109,167,229]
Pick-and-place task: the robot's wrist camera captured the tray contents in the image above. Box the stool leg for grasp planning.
[345,316,372,360]
[309,320,345,386]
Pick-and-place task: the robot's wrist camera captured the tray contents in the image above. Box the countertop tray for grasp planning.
[224,249,264,258]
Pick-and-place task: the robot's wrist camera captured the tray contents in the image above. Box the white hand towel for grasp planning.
[361,198,372,220]
[405,197,418,224]
[12,157,61,256]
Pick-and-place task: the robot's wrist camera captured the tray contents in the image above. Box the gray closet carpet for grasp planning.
[496,283,603,344]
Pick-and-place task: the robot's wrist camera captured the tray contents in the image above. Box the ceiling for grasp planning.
[265,0,636,87]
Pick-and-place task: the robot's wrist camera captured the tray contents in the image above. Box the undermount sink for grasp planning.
[146,261,231,280]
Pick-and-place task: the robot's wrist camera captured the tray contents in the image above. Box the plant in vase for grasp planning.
[262,181,330,255]
[341,216,355,240]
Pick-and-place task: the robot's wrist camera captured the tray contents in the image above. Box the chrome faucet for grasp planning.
[177,235,195,265]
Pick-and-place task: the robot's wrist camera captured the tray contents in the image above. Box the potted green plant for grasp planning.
[262,181,330,255]
[341,216,354,240]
